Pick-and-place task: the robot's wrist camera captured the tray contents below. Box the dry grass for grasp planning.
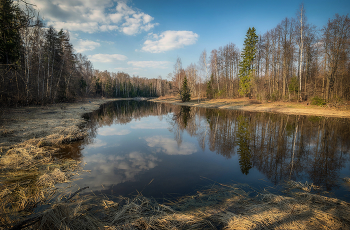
[149,97,350,118]
[36,168,67,187]
[0,142,82,229]
[0,98,125,152]
[10,181,346,230]
[0,144,53,170]
[34,203,104,230]
[0,98,127,229]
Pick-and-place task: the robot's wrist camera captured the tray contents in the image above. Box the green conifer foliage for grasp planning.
[238,27,258,97]
[0,0,23,64]
[180,76,191,102]
[206,74,214,99]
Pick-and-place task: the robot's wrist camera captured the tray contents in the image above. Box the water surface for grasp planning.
[60,100,350,201]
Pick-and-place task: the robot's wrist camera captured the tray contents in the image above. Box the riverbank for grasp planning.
[1,98,350,229]
[0,98,129,152]
[0,98,126,228]
[150,97,350,118]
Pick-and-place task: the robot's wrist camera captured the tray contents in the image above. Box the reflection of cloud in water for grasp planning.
[99,127,131,136]
[145,136,197,155]
[82,151,159,190]
[86,139,107,149]
[131,121,167,129]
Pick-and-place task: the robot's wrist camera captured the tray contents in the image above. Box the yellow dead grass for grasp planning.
[150,97,350,118]
[18,182,348,230]
[0,98,123,229]
[36,168,67,187]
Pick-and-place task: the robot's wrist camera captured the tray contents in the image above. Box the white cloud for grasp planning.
[88,54,128,63]
[122,12,158,35]
[100,25,119,32]
[145,136,197,155]
[127,61,170,69]
[27,0,158,35]
[48,21,100,33]
[86,139,107,149]
[99,127,131,136]
[131,121,167,129]
[142,31,199,53]
[109,13,123,23]
[82,151,160,190]
[116,2,135,15]
[114,67,140,71]
[75,39,101,53]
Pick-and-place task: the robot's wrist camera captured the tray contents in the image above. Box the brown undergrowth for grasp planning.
[7,181,350,230]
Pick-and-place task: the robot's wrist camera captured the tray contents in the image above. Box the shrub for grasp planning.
[311,96,326,106]
[271,91,279,102]
[289,76,299,93]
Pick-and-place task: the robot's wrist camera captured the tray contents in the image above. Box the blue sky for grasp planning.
[28,0,350,79]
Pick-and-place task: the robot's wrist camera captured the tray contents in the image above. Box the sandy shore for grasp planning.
[150,97,350,118]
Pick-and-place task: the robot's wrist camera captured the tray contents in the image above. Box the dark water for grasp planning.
[59,100,350,201]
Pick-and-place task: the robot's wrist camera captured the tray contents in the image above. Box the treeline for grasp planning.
[170,106,350,189]
[173,6,350,103]
[92,70,174,98]
[0,0,171,106]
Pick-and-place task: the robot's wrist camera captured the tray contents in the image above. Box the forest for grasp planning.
[174,6,350,104]
[1,0,349,106]
[0,0,173,106]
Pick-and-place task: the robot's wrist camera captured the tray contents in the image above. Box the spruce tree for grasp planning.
[238,27,258,97]
[206,74,214,99]
[0,0,23,65]
[180,76,191,102]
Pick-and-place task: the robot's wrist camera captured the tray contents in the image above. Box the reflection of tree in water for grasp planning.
[236,115,252,175]
[204,110,236,159]
[181,106,191,128]
[169,106,350,191]
[60,100,350,192]
[307,118,347,191]
[59,100,176,160]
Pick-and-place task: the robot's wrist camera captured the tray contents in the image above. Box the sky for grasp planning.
[26,0,350,79]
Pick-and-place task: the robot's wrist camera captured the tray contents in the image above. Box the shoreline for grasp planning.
[0,98,128,153]
[149,97,350,118]
[1,98,350,229]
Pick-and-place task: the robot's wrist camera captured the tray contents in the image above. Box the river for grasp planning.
[58,100,350,202]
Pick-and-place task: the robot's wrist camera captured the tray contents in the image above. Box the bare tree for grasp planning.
[322,14,350,101]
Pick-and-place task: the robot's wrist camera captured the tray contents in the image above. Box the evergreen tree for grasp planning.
[206,74,214,99]
[238,27,258,97]
[180,76,191,102]
[0,0,23,65]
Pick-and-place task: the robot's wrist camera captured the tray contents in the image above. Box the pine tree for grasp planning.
[238,27,258,97]
[180,76,191,102]
[0,0,23,65]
